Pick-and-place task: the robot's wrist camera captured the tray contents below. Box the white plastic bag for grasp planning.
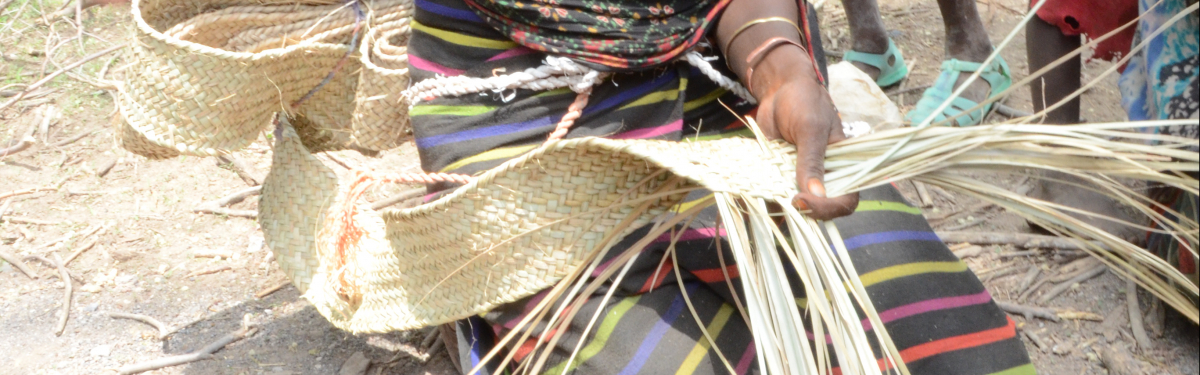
[827,61,903,131]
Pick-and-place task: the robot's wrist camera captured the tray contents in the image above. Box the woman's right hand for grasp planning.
[749,45,859,220]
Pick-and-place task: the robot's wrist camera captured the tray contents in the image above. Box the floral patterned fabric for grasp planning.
[463,0,732,70]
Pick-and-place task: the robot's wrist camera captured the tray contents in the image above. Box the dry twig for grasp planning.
[192,206,257,219]
[1016,266,1041,292]
[63,237,99,266]
[936,231,1111,251]
[215,154,262,186]
[996,301,1060,322]
[185,265,232,278]
[0,137,35,157]
[1057,310,1104,321]
[0,250,38,279]
[96,157,119,177]
[255,280,291,298]
[1,216,63,225]
[0,42,128,111]
[200,186,262,208]
[951,245,984,259]
[191,249,233,259]
[106,311,170,339]
[1126,279,1152,350]
[1038,264,1107,304]
[49,129,96,148]
[0,186,56,200]
[117,324,258,375]
[42,254,73,336]
[912,180,933,207]
[1022,329,1049,352]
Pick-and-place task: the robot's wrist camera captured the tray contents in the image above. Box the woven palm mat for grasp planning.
[117,0,413,159]
[262,124,801,333]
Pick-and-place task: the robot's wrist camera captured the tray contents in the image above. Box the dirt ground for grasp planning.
[1,0,1197,374]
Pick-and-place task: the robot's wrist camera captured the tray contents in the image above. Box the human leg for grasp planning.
[905,0,1013,126]
[1025,11,1081,124]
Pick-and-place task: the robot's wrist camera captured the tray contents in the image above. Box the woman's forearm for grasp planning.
[715,0,818,99]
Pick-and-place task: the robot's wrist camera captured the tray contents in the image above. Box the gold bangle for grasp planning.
[722,16,804,56]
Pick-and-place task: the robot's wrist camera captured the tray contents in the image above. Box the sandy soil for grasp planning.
[1,0,1197,374]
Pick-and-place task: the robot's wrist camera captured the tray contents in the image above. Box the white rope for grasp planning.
[684,51,756,104]
[404,56,599,105]
[401,50,874,139]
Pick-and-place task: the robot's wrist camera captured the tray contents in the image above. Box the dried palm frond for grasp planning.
[464,6,1200,372]
[464,120,1197,375]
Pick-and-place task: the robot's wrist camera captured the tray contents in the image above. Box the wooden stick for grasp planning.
[1018,276,1051,302]
[940,216,987,231]
[0,43,128,111]
[117,325,258,375]
[96,157,119,177]
[1051,257,1103,282]
[936,231,1110,251]
[52,254,72,336]
[24,254,84,283]
[215,154,262,187]
[63,237,99,266]
[951,245,984,259]
[255,280,291,298]
[370,188,427,210]
[1038,265,1107,304]
[191,249,233,259]
[983,265,1021,282]
[0,250,38,279]
[912,180,933,207]
[421,327,441,349]
[1022,329,1049,352]
[36,225,103,252]
[200,186,262,208]
[193,206,257,218]
[996,301,1061,322]
[1126,279,1152,350]
[1,216,63,225]
[0,137,35,157]
[106,311,170,339]
[185,265,232,278]
[926,202,992,223]
[0,187,57,200]
[49,130,95,148]
[0,0,17,14]
[1016,266,1041,293]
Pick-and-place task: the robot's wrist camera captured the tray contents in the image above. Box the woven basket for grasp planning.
[261,122,799,332]
[117,0,413,158]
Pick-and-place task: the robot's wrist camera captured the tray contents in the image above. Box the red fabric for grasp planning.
[1032,0,1138,62]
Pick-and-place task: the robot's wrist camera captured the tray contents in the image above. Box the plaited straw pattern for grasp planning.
[117,0,413,159]
[352,18,413,150]
[261,122,802,332]
[259,125,341,293]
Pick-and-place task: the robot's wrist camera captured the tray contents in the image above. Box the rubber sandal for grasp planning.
[842,38,909,87]
[904,57,1013,127]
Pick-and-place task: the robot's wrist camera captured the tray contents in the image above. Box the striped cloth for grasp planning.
[407,0,1035,373]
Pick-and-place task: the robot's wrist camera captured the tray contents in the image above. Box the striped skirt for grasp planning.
[407,0,1035,373]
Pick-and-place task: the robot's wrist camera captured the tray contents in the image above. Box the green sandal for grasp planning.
[842,38,909,87]
[905,57,1013,127]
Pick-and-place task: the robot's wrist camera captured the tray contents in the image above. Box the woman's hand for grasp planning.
[751,46,859,220]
